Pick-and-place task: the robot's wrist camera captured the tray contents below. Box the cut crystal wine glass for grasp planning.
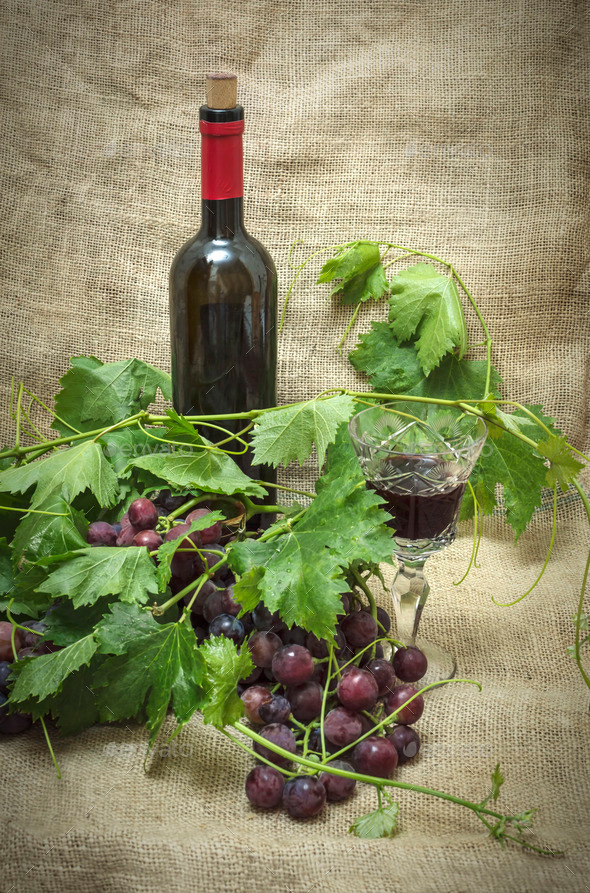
[349,401,487,685]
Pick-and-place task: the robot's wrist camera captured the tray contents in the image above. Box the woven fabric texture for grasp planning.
[1,0,589,891]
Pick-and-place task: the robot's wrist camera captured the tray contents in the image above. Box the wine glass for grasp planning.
[349,401,487,685]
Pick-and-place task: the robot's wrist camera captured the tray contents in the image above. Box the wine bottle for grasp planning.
[169,72,277,496]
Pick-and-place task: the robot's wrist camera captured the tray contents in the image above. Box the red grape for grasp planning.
[366,658,396,697]
[245,765,284,809]
[282,776,326,819]
[354,735,398,778]
[128,498,159,531]
[241,685,272,724]
[383,684,424,725]
[393,646,428,682]
[183,579,217,614]
[0,623,20,662]
[336,666,378,712]
[248,631,283,668]
[186,508,222,545]
[132,529,163,550]
[86,521,117,546]
[340,612,378,649]
[202,591,226,624]
[208,613,245,645]
[286,681,323,722]
[323,706,363,748]
[319,760,357,801]
[271,645,314,686]
[254,723,297,767]
[258,695,291,725]
[116,524,140,547]
[388,724,421,764]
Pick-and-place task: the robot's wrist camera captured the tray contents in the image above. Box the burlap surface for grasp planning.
[1,1,589,891]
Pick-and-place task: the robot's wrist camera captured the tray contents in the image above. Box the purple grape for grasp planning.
[254,723,297,767]
[240,664,263,685]
[201,544,225,572]
[111,522,123,535]
[183,579,217,615]
[128,498,159,531]
[164,524,201,580]
[282,776,326,819]
[258,695,291,725]
[241,685,272,724]
[0,623,19,662]
[305,632,328,659]
[208,613,245,645]
[281,626,307,647]
[383,685,424,725]
[185,508,223,545]
[202,591,226,624]
[388,725,421,764]
[286,681,323,723]
[0,661,12,694]
[271,645,315,686]
[132,529,163,550]
[116,524,140,547]
[248,631,283,668]
[219,586,241,617]
[323,707,363,748]
[336,666,378,712]
[354,735,398,778]
[362,605,391,633]
[319,760,356,802]
[393,646,428,683]
[86,521,117,546]
[19,620,46,650]
[358,642,384,665]
[340,612,378,649]
[308,727,342,756]
[192,624,208,646]
[0,695,32,734]
[252,604,287,634]
[366,658,396,697]
[245,765,284,809]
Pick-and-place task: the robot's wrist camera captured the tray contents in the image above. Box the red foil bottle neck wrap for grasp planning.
[200,119,244,200]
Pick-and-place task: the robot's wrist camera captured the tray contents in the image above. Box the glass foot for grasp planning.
[411,636,457,688]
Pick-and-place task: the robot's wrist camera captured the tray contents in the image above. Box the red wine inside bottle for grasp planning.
[169,73,277,509]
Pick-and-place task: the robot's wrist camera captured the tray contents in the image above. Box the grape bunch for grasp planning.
[239,605,428,820]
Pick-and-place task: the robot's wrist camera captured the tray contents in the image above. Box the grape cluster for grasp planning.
[240,605,428,821]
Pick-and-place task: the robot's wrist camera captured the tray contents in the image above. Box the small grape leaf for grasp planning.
[251,395,355,468]
[53,356,171,435]
[9,634,98,702]
[460,426,547,540]
[490,762,505,801]
[161,409,205,446]
[93,620,206,745]
[536,435,585,491]
[349,803,400,839]
[36,546,159,607]
[11,494,87,566]
[126,448,266,498]
[199,636,254,728]
[155,512,224,592]
[231,426,393,640]
[388,264,468,374]
[0,440,119,509]
[349,322,499,401]
[317,242,389,306]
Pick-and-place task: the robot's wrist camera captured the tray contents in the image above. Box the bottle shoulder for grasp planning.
[170,230,276,278]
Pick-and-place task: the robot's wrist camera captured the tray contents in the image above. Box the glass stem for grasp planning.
[391,557,430,645]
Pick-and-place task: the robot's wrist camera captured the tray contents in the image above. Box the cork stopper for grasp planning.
[206,73,237,109]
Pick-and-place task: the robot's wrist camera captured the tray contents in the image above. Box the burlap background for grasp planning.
[1,1,589,891]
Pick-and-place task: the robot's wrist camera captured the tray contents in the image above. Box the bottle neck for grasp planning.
[199,109,245,239]
[200,198,244,238]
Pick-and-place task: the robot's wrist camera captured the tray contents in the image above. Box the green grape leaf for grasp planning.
[490,762,505,802]
[199,636,254,728]
[155,512,224,592]
[536,435,585,491]
[0,538,15,595]
[9,634,98,702]
[349,322,499,401]
[53,356,171,435]
[95,602,164,654]
[349,803,400,839]
[460,426,548,539]
[317,242,389,306]
[36,546,159,608]
[0,561,53,619]
[0,440,120,509]
[126,447,266,498]
[43,597,114,646]
[251,395,356,468]
[232,427,393,640]
[388,263,468,374]
[11,494,87,566]
[93,620,206,745]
